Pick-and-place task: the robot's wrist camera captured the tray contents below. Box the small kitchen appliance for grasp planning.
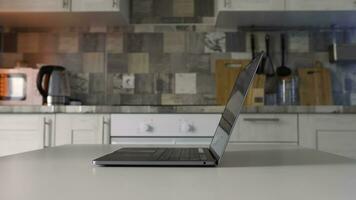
[36,65,71,105]
[92,52,265,167]
[0,68,42,105]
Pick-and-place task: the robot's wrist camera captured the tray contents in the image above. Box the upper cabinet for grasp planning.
[0,0,70,12]
[285,0,356,11]
[71,0,124,12]
[218,0,285,11]
[0,0,129,26]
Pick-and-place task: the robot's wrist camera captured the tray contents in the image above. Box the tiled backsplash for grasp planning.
[0,0,355,105]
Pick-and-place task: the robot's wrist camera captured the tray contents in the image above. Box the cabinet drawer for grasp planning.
[0,115,42,130]
[70,115,99,130]
[231,114,298,142]
[111,114,221,137]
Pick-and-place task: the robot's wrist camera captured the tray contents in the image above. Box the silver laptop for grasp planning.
[93,52,264,167]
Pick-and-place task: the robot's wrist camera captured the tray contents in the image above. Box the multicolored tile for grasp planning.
[108,73,135,95]
[135,74,154,94]
[154,73,175,94]
[0,53,23,68]
[288,32,310,53]
[38,33,58,53]
[173,0,194,17]
[107,94,121,105]
[58,53,83,72]
[128,53,150,73]
[132,0,154,18]
[149,53,172,73]
[125,33,144,52]
[175,73,197,94]
[185,32,205,53]
[195,0,214,17]
[82,53,105,73]
[153,0,173,17]
[197,74,215,95]
[106,32,124,53]
[3,33,18,52]
[58,32,79,53]
[89,73,105,93]
[17,33,40,53]
[204,32,226,53]
[143,33,164,53]
[80,33,105,52]
[134,24,155,33]
[170,53,188,72]
[186,54,210,73]
[226,32,246,52]
[23,53,59,68]
[163,32,185,53]
[69,73,89,94]
[161,94,213,105]
[121,94,161,105]
[107,54,128,73]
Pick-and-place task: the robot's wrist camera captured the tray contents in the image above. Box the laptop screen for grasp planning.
[209,53,264,160]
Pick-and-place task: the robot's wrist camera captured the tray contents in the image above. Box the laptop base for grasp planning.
[93,147,217,167]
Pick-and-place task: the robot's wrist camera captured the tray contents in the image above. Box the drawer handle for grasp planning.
[243,118,280,122]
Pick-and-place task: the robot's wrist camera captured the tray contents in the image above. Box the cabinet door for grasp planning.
[0,0,70,12]
[299,114,356,159]
[230,114,298,143]
[221,0,285,11]
[286,0,356,10]
[71,0,119,12]
[54,114,109,146]
[0,115,51,157]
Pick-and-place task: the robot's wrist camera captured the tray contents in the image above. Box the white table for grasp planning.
[0,144,356,200]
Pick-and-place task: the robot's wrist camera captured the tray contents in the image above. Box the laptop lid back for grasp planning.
[209,52,264,162]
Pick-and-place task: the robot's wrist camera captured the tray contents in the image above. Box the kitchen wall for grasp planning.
[0,0,355,105]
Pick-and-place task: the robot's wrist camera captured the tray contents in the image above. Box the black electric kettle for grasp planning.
[36,65,71,105]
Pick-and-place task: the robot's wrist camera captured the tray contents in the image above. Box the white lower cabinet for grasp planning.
[0,114,54,157]
[299,114,356,159]
[54,114,110,146]
[231,114,298,143]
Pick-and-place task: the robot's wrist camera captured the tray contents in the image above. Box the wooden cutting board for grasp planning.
[215,59,265,106]
[298,63,333,105]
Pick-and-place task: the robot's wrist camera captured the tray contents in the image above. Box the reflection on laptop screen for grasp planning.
[209,53,264,159]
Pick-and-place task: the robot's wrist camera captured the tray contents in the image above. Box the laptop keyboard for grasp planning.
[156,148,208,161]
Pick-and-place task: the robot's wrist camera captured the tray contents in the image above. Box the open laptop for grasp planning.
[93,52,265,167]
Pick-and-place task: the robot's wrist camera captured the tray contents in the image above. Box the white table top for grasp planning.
[1,144,356,200]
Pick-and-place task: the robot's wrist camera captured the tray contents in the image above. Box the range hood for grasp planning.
[216,11,356,29]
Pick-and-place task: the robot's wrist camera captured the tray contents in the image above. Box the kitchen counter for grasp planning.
[1,105,356,114]
[0,144,355,200]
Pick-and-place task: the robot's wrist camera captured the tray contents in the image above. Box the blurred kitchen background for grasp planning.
[0,0,355,106]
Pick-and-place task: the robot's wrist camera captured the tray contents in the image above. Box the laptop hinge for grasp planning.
[208,148,220,164]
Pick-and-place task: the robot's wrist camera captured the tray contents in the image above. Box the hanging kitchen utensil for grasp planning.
[250,33,264,74]
[277,34,292,77]
[263,34,278,94]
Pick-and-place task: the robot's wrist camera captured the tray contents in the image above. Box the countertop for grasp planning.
[1,105,356,114]
[0,144,356,200]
